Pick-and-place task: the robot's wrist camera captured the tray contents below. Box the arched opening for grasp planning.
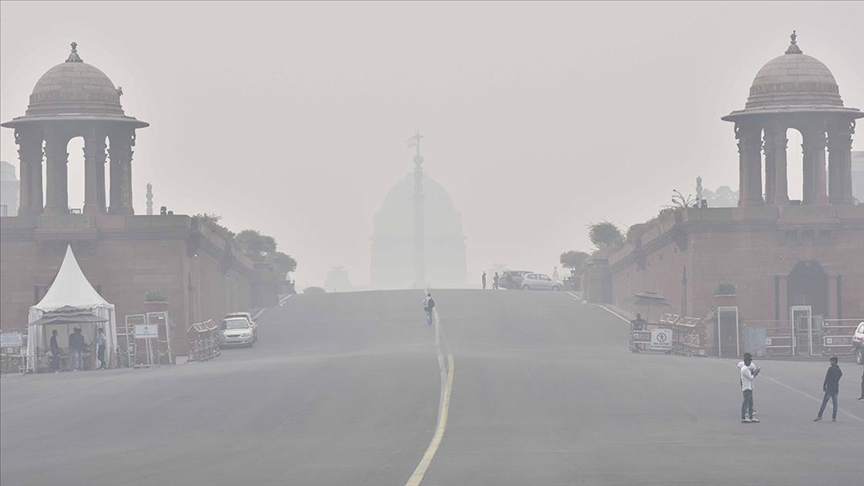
[786,128,804,202]
[787,260,828,316]
[67,136,85,213]
[787,260,829,356]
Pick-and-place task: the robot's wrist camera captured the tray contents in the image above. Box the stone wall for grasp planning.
[603,205,864,325]
[0,214,279,354]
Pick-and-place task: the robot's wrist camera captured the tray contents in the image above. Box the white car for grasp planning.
[853,322,864,365]
[520,273,562,291]
[218,317,255,348]
[224,312,257,342]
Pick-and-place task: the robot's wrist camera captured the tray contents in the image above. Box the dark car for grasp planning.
[501,271,532,290]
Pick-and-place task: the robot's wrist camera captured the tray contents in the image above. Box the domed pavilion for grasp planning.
[1,42,148,216]
[722,31,863,206]
[589,32,864,359]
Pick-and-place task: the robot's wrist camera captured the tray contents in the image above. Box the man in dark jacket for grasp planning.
[49,330,61,373]
[814,356,842,422]
[69,328,86,371]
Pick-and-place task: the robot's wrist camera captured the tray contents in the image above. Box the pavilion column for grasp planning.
[801,124,828,205]
[43,131,70,216]
[736,121,763,206]
[768,123,789,205]
[827,118,855,204]
[763,126,776,204]
[14,127,44,215]
[96,134,107,211]
[108,129,135,215]
[83,128,107,214]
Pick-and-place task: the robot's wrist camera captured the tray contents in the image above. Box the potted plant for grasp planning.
[713,282,738,307]
[143,289,169,313]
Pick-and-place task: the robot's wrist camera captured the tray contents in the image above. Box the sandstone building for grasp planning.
[0,43,277,354]
[587,33,864,358]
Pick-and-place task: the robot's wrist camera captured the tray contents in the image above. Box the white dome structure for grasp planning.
[371,173,467,289]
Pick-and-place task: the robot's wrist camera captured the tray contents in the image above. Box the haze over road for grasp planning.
[2,290,862,486]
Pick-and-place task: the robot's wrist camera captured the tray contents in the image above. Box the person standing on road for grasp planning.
[95,327,108,370]
[740,354,760,423]
[49,330,61,373]
[738,353,759,415]
[859,367,863,401]
[69,328,85,371]
[493,272,500,290]
[423,292,436,326]
[482,272,487,290]
[814,356,843,422]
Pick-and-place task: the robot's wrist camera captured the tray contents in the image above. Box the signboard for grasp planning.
[650,328,673,351]
[0,332,23,348]
[134,324,159,339]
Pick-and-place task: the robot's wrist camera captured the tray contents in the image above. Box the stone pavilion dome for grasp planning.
[26,42,125,116]
[722,32,861,122]
[745,31,843,110]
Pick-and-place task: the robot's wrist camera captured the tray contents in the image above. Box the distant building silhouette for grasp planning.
[852,151,864,203]
[325,266,352,292]
[0,161,18,216]
[371,173,467,289]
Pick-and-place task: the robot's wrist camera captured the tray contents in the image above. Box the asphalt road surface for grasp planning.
[2,289,862,486]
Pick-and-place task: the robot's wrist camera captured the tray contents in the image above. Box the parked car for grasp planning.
[218,317,255,348]
[224,312,257,342]
[501,271,532,290]
[853,321,864,365]
[520,273,562,291]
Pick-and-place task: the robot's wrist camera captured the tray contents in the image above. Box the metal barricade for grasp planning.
[821,319,860,356]
[629,314,706,356]
[186,320,221,363]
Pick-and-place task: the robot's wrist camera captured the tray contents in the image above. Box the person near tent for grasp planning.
[493,272,500,290]
[69,328,85,371]
[49,330,61,373]
[27,245,117,374]
[95,327,108,369]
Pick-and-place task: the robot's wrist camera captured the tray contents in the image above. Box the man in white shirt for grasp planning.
[737,353,759,415]
[740,353,760,423]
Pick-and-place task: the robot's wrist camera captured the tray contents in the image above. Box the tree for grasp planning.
[235,230,277,260]
[559,250,590,276]
[666,189,697,209]
[270,251,297,280]
[192,213,235,241]
[588,221,624,249]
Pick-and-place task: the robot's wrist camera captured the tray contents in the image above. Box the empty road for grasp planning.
[1,289,862,486]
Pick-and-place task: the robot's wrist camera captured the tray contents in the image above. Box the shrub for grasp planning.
[714,282,737,295]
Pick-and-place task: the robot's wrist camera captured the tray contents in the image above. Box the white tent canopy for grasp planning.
[27,245,117,372]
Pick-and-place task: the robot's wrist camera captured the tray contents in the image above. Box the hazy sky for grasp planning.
[2,2,863,288]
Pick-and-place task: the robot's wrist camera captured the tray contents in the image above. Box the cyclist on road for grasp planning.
[423,292,436,326]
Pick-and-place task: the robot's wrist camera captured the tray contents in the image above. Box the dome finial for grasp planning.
[785,30,803,55]
[66,41,83,63]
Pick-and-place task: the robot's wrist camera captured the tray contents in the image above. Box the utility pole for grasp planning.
[407,130,426,289]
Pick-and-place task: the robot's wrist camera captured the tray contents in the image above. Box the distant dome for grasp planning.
[371,172,467,288]
[745,32,843,109]
[376,173,461,238]
[26,42,124,116]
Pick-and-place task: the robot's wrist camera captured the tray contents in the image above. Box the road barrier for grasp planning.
[187,320,221,363]
[821,319,860,356]
[630,314,707,356]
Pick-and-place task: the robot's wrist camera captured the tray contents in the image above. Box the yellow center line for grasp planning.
[406,303,455,486]
[406,353,454,486]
